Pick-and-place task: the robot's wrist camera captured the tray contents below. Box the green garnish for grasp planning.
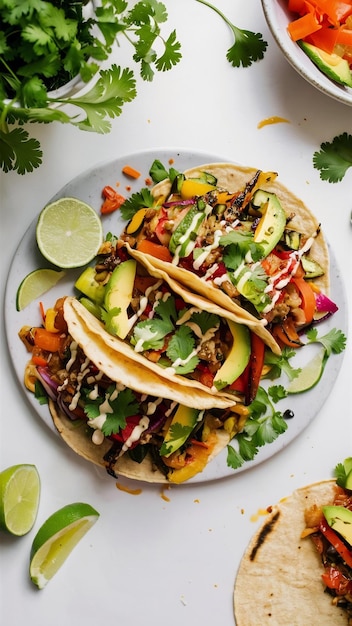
[195,0,267,68]
[313,133,352,183]
[264,346,302,382]
[334,458,352,488]
[0,0,181,174]
[306,327,347,355]
[119,188,155,221]
[227,386,288,469]
[84,385,139,436]
[149,159,181,184]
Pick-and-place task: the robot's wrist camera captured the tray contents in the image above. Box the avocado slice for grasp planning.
[159,405,200,456]
[251,190,287,257]
[213,320,251,391]
[75,266,105,304]
[299,41,352,88]
[104,259,137,339]
[323,505,352,547]
[168,200,210,257]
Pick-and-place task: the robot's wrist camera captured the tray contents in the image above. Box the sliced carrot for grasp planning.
[307,26,340,53]
[122,165,141,179]
[288,0,307,14]
[292,276,316,324]
[272,319,303,348]
[336,26,352,46]
[288,12,322,41]
[32,355,48,367]
[136,239,173,263]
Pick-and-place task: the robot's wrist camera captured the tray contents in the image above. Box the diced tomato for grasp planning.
[322,566,352,595]
[110,415,142,448]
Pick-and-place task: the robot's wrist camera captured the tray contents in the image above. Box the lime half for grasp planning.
[36,198,103,269]
[16,268,66,311]
[287,348,326,394]
[30,502,99,589]
[0,464,40,536]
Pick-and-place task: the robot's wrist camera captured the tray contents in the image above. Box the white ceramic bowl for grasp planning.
[261,0,352,106]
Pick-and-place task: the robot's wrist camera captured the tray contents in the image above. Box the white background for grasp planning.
[1,1,351,625]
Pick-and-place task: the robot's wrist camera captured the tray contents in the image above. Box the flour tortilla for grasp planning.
[50,298,232,483]
[234,480,346,625]
[50,399,230,484]
[134,163,330,338]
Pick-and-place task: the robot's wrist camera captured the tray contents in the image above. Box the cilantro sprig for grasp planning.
[84,385,139,437]
[0,0,181,174]
[195,0,267,68]
[227,386,288,469]
[313,133,352,183]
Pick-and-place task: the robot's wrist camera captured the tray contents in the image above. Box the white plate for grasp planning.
[4,148,348,483]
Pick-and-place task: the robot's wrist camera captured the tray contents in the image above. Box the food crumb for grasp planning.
[168,158,174,165]
[161,486,171,502]
[145,177,152,186]
[257,116,290,129]
[180,595,187,606]
[194,499,200,504]
[116,482,142,495]
[250,507,270,522]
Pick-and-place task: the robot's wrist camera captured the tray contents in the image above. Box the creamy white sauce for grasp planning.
[121,416,150,454]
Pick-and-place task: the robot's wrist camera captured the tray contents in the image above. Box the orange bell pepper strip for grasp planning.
[136,239,173,263]
[288,12,322,41]
[292,276,316,324]
[33,328,62,353]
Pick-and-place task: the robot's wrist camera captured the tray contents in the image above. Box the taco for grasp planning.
[120,163,335,351]
[71,239,275,405]
[234,463,352,625]
[20,297,245,484]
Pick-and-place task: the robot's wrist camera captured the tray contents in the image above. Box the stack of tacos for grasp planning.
[19,162,338,484]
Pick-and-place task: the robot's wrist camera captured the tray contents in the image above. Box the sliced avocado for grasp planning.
[75,266,105,304]
[79,297,103,320]
[299,41,352,88]
[104,259,137,339]
[213,320,251,390]
[346,469,352,490]
[159,405,200,457]
[169,200,209,257]
[251,190,287,257]
[323,505,352,547]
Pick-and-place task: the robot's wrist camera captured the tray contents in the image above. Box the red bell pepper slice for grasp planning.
[319,517,352,568]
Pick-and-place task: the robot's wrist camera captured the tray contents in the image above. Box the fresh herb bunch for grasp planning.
[0,0,181,174]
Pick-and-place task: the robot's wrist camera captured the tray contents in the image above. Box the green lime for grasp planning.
[29,502,99,589]
[287,348,326,394]
[0,464,40,536]
[16,268,66,311]
[36,197,103,269]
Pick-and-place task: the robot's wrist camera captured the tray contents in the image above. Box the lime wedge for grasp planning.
[287,348,326,394]
[30,502,99,589]
[0,464,40,536]
[36,197,103,269]
[16,268,66,311]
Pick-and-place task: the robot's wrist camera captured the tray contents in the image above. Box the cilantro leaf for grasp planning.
[149,159,181,184]
[119,188,154,221]
[334,458,352,488]
[188,310,220,335]
[313,133,352,183]
[226,386,288,469]
[306,327,347,356]
[195,0,267,68]
[166,325,199,374]
[84,386,139,437]
[132,295,177,351]
[0,126,42,174]
[268,384,287,403]
[264,346,301,382]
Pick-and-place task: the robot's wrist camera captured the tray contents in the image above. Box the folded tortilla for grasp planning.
[49,299,234,484]
[234,480,346,625]
[123,163,330,351]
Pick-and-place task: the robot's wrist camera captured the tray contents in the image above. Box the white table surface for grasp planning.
[1,2,351,625]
